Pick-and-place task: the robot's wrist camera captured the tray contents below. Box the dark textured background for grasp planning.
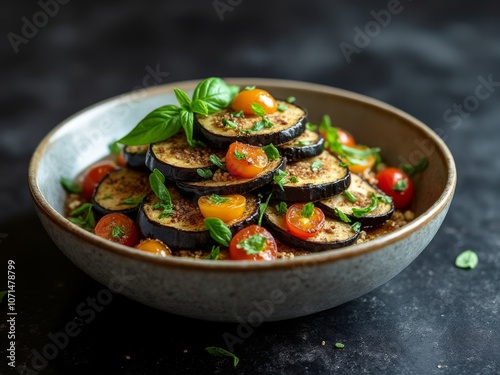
[1,1,499,374]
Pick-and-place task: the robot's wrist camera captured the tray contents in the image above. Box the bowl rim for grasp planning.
[28,77,457,272]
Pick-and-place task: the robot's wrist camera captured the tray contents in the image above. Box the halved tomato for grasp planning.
[225,142,268,178]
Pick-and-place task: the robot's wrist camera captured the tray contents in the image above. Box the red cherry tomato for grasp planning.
[285,203,325,239]
[337,128,356,147]
[225,142,268,178]
[232,88,277,115]
[94,213,141,247]
[229,225,278,261]
[82,162,116,200]
[376,167,414,209]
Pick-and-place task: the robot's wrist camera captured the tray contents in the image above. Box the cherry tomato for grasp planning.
[321,127,356,149]
[376,167,414,209]
[232,88,277,116]
[82,162,116,200]
[94,213,141,247]
[340,145,377,174]
[198,194,247,222]
[135,238,172,257]
[225,142,268,178]
[117,151,127,167]
[285,203,325,240]
[229,225,278,261]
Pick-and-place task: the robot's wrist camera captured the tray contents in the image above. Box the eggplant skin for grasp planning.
[194,101,307,148]
[123,145,149,170]
[137,192,260,250]
[317,174,394,228]
[176,157,286,197]
[273,173,350,202]
[263,206,359,252]
[277,130,325,161]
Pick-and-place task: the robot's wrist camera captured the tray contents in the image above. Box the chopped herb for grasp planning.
[295,140,312,146]
[343,191,357,203]
[205,347,239,367]
[206,246,220,260]
[351,193,378,218]
[69,203,95,230]
[400,157,428,177]
[102,194,113,200]
[378,194,393,204]
[262,143,280,161]
[351,222,362,232]
[204,218,232,247]
[123,195,145,205]
[153,201,174,218]
[108,141,121,155]
[393,178,408,192]
[250,117,273,132]
[286,96,296,103]
[455,250,478,269]
[251,102,267,117]
[197,168,213,179]
[301,202,315,218]
[209,194,231,204]
[277,103,287,112]
[305,122,317,131]
[245,85,256,91]
[234,150,247,160]
[210,154,227,170]
[149,169,173,217]
[290,176,299,183]
[334,343,345,349]
[273,170,289,191]
[237,234,266,255]
[258,193,272,227]
[334,208,351,223]
[311,161,323,171]
[60,177,82,194]
[111,225,125,239]
[275,201,288,215]
[222,118,238,129]
[231,110,245,118]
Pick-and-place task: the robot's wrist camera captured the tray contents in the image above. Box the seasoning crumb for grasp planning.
[404,210,415,221]
[321,341,326,346]
[436,364,447,369]
[125,355,130,360]
[183,349,188,353]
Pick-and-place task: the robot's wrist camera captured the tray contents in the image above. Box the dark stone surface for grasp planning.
[1,1,499,374]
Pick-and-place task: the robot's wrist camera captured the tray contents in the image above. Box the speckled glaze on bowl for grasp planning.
[28,79,456,322]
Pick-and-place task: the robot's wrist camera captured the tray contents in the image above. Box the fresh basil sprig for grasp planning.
[69,203,95,230]
[118,78,239,147]
[60,177,82,194]
[262,143,280,161]
[237,234,266,254]
[204,217,232,247]
[149,169,174,218]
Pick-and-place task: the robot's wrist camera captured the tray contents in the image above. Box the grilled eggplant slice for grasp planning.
[92,168,151,218]
[137,189,260,250]
[277,129,324,161]
[272,150,350,202]
[145,133,226,181]
[195,101,307,147]
[263,204,359,251]
[123,144,149,170]
[176,157,286,196]
[317,173,394,228]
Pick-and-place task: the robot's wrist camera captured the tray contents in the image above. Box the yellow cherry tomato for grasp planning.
[198,194,247,222]
[232,88,277,116]
[135,238,172,257]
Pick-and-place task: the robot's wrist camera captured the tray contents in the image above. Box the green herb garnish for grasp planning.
[343,191,357,203]
[111,225,125,239]
[234,150,247,160]
[197,168,213,179]
[277,103,287,112]
[289,176,299,183]
[455,250,478,269]
[60,177,82,194]
[123,195,145,205]
[205,347,239,367]
[102,194,113,200]
[351,193,378,218]
[334,343,345,349]
[286,96,296,103]
[118,77,239,147]
[210,154,227,170]
[69,203,95,230]
[393,178,408,192]
[231,110,245,118]
[149,169,174,218]
[108,141,121,155]
[209,194,230,204]
[204,218,232,247]
[206,246,220,260]
[378,194,393,204]
[273,170,289,191]
[400,157,428,177]
[295,140,312,147]
[311,161,323,171]
[275,201,288,215]
[245,85,256,91]
[237,234,266,254]
[262,143,280,161]
[305,122,317,131]
[334,208,351,223]
[351,222,362,232]
[251,102,267,117]
[301,202,315,218]
[258,193,272,227]
[222,118,238,129]
[250,117,273,132]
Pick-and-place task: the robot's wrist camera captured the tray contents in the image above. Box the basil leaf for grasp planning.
[258,193,272,227]
[205,347,239,367]
[204,218,232,247]
[210,154,227,170]
[262,143,280,161]
[108,141,121,155]
[192,77,239,114]
[173,88,191,111]
[197,168,213,179]
[118,105,182,145]
[301,203,315,218]
[401,157,428,177]
[273,170,289,191]
[305,122,317,131]
[237,234,266,255]
[191,99,209,116]
[334,208,351,223]
[251,102,267,117]
[206,246,220,260]
[351,222,362,232]
[209,194,230,204]
[60,177,82,194]
[352,193,378,218]
[222,118,238,129]
[455,250,478,269]
[343,190,357,203]
[275,201,288,215]
[149,169,172,206]
[311,161,323,171]
[179,109,196,147]
[277,103,287,112]
[231,110,245,118]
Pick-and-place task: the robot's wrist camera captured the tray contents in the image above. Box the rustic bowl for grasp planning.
[28,78,456,322]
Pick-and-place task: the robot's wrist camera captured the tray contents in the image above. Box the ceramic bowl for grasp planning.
[28,78,456,322]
